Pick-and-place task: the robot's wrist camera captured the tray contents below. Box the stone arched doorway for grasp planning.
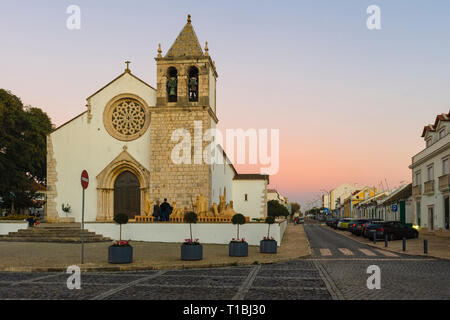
[114,171,140,219]
[96,147,150,221]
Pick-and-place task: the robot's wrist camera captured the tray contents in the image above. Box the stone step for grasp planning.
[0,225,111,243]
[0,236,112,243]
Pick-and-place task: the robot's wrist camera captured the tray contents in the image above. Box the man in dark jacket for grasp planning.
[153,200,161,222]
[160,198,171,222]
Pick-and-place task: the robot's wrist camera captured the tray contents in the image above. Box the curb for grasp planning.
[323,225,449,261]
[0,253,311,273]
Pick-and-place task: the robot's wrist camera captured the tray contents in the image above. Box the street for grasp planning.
[0,222,448,300]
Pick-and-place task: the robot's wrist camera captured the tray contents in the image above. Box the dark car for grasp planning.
[365,221,388,239]
[360,219,383,237]
[326,218,338,227]
[383,221,419,240]
[347,220,363,233]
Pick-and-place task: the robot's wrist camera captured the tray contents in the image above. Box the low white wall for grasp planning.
[279,220,287,239]
[85,221,286,246]
[0,222,28,235]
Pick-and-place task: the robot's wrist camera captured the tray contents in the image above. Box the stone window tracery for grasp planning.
[103,95,150,141]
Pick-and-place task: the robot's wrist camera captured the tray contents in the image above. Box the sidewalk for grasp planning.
[326,224,450,260]
[0,223,311,272]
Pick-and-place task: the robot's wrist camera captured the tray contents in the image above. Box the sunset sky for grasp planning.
[1,1,450,209]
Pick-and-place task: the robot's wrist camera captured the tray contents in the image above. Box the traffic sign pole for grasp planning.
[80,170,89,265]
[81,188,85,264]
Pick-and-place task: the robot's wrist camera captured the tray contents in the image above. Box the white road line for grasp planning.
[338,248,354,256]
[10,273,63,286]
[320,249,332,256]
[90,270,166,300]
[232,265,261,300]
[375,249,399,257]
[359,249,377,256]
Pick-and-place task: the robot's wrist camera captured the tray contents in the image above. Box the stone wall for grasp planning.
[45,135,59,222]
[149,106,213,209]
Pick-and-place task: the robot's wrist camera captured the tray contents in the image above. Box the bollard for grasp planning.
[402,237,406,251]
[373,234,376,244]
[385,234,388,247]
[424,239,428,254]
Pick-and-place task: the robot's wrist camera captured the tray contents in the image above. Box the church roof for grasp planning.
[165,15,204,58]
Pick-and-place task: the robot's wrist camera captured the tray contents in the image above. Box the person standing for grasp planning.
[153,200,161,222]
[160,198,171,222]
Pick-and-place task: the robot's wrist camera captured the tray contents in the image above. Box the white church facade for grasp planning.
[45,16,269,223]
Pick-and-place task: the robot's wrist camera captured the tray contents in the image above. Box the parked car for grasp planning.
[347,219,366,234]
[337,218,353,230]
[382,221,419,240]
[326,218,338,227]
[365,221,389,240]
[360,219,383,237]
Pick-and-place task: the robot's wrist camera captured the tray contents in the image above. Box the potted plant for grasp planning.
[229,213,248,257]
[108,213,133,264]
[260,216,277,253]
[62,203,71,217]
[181,211,202,260]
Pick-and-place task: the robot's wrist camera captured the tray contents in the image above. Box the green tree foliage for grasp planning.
[0,89,53,211]
[114,213,129,241]
[291,202,300,214]
[231,213,246,240]
[267,200,289,218]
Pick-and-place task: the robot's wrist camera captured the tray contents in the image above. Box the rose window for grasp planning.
[104,96,150,141]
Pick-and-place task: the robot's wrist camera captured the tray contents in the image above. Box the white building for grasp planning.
[410,112,450,232]
[323,183,360,214]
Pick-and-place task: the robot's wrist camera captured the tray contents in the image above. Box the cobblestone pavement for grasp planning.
[304,224,450,300]
[0,223,448,300]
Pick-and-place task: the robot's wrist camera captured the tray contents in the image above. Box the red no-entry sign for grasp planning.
[81,170,89,189]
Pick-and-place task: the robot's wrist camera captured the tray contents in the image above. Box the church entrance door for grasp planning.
[114,171,140,219]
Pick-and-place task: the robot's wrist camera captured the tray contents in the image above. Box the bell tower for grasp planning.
[155,14,218,114]
[149,15,219,208]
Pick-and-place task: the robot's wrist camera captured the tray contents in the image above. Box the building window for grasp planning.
[439,128,446,139]
[416,201,421,226]
[427,165,434,181]
[244,194,248,201]
[443,158,449,175]
[415,171,421,186]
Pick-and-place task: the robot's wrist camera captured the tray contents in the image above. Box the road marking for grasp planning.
[338,248,354,256]
[320,248,332,256]
[90,270,166,300]
[9,273,63,286]
[359,249,377,256]
[307,258,434,261]
[232,265,261,300]
[375,249,399,257]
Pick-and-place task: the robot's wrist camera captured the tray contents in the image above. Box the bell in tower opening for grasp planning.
[166,67,178,102]
[188,66,199,102]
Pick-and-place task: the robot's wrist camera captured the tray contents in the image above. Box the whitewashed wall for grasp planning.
[85,220,287,246]
[232,180,266,219]
[0,222,28,235]
[50,73,156,222]
[211,148,235,205]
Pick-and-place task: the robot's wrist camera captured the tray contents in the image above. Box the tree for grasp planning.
[0,89,53,212]
[184,211,198,243]
[265,216,275,238]
[113,213,129,241]
[231,213,246,240]
[267,200,289,218]
[291,202,300,215]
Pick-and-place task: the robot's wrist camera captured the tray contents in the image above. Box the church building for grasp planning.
[45,15,269,223]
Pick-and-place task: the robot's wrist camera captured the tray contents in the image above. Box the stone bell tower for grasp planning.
[149,14,219,209]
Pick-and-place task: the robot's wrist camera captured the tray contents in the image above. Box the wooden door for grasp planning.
[114,171,140,219]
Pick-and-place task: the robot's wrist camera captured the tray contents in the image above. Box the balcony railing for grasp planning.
[439,174,450,192]
[424,180,435,194]
[412,185,422,197]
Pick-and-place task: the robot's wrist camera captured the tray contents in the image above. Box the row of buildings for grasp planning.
[322,111,450,233]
